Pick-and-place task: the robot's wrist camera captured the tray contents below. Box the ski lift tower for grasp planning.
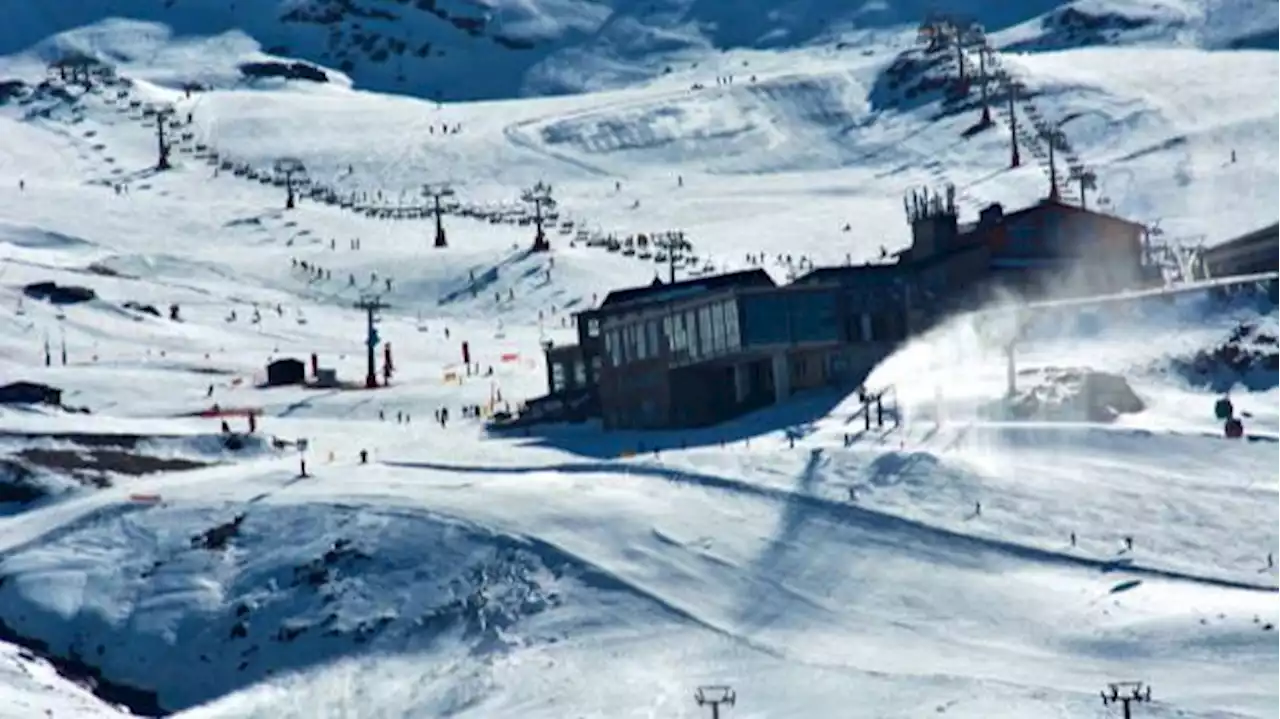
[521,181,556,252]
[354,294,390,388]
[694,685,736,719]
[423,182,456,248]
[154,106,176,171]
[1102,681,1152,718]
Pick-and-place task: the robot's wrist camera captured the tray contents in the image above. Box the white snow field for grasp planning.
[0,0,1276,716]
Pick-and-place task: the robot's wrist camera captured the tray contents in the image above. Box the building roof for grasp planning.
[1204,222,1279,259]
[596,269,776,311]
[793,263,907,287]
[997,198,1146,231]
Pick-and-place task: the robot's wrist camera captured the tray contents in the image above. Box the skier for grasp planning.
[974,501,981,516]
[1123,535,1134,551]
[1070,532,1076,547]
[359,449,368,464]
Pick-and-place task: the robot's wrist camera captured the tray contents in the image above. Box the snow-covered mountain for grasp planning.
[1,0,1275,100]
[0,0,1275,716]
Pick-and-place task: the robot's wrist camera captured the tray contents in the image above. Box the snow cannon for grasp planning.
[1214,396,1234,420]
[1224,417,1244,439]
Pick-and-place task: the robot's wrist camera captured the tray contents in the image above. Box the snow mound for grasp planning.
[0,639,129,718]
[0,501,667,713]
[987,367,1146,422]
[0,432,275,510]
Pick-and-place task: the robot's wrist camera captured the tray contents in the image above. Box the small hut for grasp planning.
[265,358,306,387]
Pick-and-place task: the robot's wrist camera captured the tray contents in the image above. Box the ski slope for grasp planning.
[0,0,1276,716]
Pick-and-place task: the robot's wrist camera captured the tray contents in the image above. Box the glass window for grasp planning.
[574,360,586,387]
[591,355,602,381]
[551,362,566,392]
[587,318,600,337]
[789,291,838,343]
[698,305,714,356]
[636,322,648,360]
[662,315,673,352]
[724,300,740,350]
[740,294,789,346]
[711,302,726,354]
[647,320,660,356]
[686,309,700,358]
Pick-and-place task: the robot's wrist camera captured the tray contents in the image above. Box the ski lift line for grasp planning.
[974,270,1278,316]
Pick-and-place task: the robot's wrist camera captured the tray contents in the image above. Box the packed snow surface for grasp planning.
[0,0,1276,716]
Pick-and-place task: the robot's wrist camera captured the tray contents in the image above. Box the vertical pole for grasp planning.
[365,305,377,389]
[156,113,170,170]
[534,198,544,250]
[1048,135,1059,200]
[1008,87,1020,168]
[433,194,446,247]
[1005,341,1016,398]
[978,49,990,125]
[668,232,680,284]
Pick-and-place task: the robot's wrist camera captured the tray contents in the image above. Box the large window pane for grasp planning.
[725,300,740,350]
[687,310,700,358]
[740,294,788,345]
[647,320,660,357]
[698,306,714,356]
[790,291,838,343]
[711,302,726,353]
[636,322,648,359]
[605,329,619,366]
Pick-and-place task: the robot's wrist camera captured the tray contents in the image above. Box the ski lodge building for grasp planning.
[534,190,1154,430]
[1196,223,1279,279]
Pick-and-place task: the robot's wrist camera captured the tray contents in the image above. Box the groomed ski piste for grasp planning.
[0,0,1276,716]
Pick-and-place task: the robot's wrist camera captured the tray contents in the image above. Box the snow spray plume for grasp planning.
[865,283,1028,426]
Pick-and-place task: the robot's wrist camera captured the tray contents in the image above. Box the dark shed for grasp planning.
[0,381,63,405]
[265,358,306,387]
